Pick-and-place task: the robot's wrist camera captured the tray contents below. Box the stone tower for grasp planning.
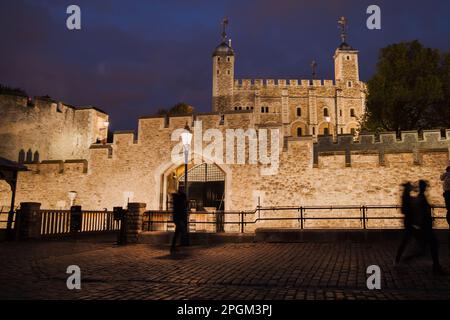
[212,19,235,113]
[334,16,359,85]
[334,43,359,84]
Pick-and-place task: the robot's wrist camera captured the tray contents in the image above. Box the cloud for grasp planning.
[0,0,449,130]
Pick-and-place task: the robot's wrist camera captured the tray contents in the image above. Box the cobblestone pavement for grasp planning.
[1,237,450,300]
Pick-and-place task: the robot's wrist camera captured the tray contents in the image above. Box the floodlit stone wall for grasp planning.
[5,111,450,230]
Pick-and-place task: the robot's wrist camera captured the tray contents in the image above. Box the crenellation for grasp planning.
[113,131,136,145]
[379,132,397,144]
[89,144,113,160]
[313,130,450,167]
[423,129,443,142]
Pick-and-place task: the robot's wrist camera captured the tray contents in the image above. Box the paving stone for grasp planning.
[0,239,450,300]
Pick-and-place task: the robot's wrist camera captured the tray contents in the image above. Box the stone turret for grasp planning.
[212,19,235,113]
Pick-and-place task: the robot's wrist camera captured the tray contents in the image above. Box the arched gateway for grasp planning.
[158,161,229,211]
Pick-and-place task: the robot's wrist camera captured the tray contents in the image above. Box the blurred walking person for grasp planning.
[440,166,450,231]
[395,182,414,264]
[414,180,445,275]
[170,186,189,254]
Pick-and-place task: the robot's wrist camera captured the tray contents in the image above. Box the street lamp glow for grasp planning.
[325,116,331,123]
[68,191,77,207]
[181,124,193,149]
[181,123,193,208]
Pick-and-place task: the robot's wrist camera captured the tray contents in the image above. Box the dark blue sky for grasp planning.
[1,0,449,130]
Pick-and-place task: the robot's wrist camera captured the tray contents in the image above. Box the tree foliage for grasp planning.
[0,84,27,97]
[156,102,194,116]
[362,41,450,132]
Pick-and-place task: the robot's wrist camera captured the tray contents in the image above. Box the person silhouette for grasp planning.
[170,186,189,253]
[395,182,414,264]
[440,166,450,230]
[413,180,445,275]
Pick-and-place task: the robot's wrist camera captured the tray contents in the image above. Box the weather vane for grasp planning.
[311,60,318,79]
[337,16,348,43]
[222,17,229,42]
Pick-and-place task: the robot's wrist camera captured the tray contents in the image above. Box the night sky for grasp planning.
[1,0,449,131]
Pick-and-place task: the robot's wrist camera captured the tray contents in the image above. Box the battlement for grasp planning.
[0,93,107,115]
[313,130,450,167]
[0,93,109,162]
[138,110,254,133]
[233,79,338,89]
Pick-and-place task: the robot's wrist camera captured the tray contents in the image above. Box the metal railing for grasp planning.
[0,206,17,229]
[40,209,120,236]
[142,204,448,233]
[143,210,255,233]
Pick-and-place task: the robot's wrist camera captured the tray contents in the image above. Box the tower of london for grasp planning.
[212,24,366,138]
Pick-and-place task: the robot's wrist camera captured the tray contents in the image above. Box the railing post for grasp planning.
[300,206,304,229]
[126,203,146,244]
[70,205,82,234]
[361,205,366,230]
[16,202,42,240]
[240,211,244,233]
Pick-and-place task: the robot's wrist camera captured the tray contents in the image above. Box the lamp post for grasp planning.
[68,191,77,207]
[181,124,193,203]
[325,116,331,135]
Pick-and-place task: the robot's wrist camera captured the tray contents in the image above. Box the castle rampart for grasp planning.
[0,93,109,162]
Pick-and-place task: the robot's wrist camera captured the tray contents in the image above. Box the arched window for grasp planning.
[350,109,355,117]
[347,81,352,88]
[323,108,329,117]
[297,127,302,137]
[296,107,301,117]
[312,127,316,135]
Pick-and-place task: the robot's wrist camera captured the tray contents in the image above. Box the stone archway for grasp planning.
[318,121,335,135]
[172,163,225,211]
[154,156,232,211]
[290,120,308,137]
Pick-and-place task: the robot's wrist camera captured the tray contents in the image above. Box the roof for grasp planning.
[338,42,355,51]
[0,157,28,172]
[212,41,235,56]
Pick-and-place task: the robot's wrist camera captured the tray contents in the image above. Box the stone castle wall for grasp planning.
[5,111,449,230]
[0,94,109,162]
[231,78,365,135]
